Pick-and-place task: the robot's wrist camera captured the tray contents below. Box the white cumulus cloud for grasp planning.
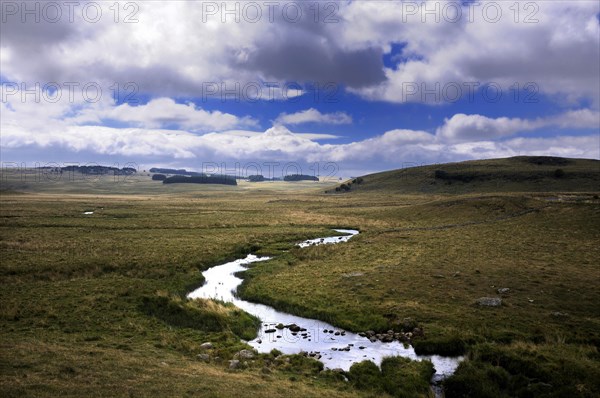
[275,108,352,125]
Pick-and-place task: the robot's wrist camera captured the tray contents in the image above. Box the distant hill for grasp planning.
[328,156,600,194]
[149,167,204,177]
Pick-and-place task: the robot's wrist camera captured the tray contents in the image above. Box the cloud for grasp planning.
[100,98,258,131]
[221,129,339,141]
[4,99,597,175]
[437,110,600,142]
[1,1,597,106]
[0,86,257,133]
[275,108,352,125]
[342,1,600,105]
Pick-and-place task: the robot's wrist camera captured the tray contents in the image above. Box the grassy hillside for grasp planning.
[1,157,599,397]
[329,156,600,194]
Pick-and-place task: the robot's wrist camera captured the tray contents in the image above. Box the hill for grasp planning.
[330,156,600,194]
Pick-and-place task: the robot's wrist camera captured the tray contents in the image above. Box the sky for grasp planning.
[1,0,599,178]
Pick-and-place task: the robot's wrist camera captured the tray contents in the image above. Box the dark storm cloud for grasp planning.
[239,38,386,89]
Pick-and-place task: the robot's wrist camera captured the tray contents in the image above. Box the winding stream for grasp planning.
[187,229,461,382]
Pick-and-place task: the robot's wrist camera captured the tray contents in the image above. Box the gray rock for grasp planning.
[476,297,502,307]
[497,288,510,294]
[229,360,240,369]
[342,272,364,278]
[238,349,255,359]
[200,342,213,349]
[551,311,569,317]
[197,354,210,362]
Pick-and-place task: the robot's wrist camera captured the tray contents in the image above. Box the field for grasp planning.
[1,158,599,397]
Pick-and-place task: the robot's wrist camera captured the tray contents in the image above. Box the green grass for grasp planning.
[1,157,599,397]
[329,156,600,194]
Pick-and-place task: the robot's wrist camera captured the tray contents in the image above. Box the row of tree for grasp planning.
[283,174,319,182]
[162,175,237,185]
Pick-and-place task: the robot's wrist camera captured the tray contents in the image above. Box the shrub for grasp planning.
[348,357,435,397]
[152,174,167,181]
[348,360,382,391]
[413,335,467,356]
[381,356,435,398]
[248,175,265,182]
[554,168,565,178]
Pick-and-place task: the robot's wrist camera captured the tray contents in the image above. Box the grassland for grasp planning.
[1,157,599,397]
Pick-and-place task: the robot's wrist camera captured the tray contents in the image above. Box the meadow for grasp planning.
[1,158,599,397]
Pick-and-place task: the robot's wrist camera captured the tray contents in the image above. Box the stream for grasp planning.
[187,229,462,383]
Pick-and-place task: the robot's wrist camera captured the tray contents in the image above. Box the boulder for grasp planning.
[229,360,240,369]
[237,349,255,359]
[200,342,213,350]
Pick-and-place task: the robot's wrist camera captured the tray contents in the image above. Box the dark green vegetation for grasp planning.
[284,174,319,182]
[348,357,434,397]
[248,175,266,182]
[151,173,167,181]
[1,156,599,397]
[163,174,238,185]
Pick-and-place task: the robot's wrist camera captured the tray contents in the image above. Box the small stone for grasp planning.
[497,288,510,294]
[551,311,568,317]
[238,349,255,359]
[197,354,210,362]
[200,342,213,350]
[476,297,502,307]
[229,360,240,369]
